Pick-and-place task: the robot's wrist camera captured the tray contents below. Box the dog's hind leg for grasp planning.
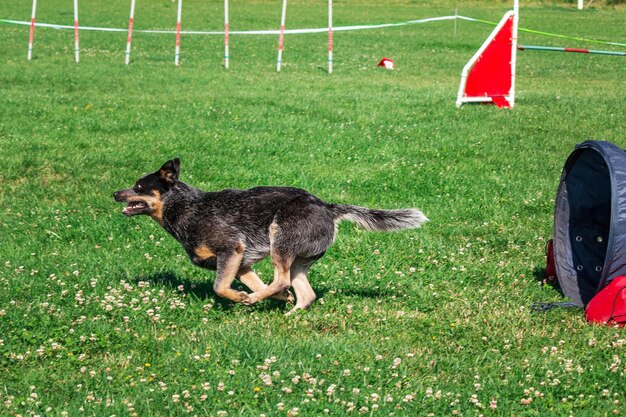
[244,256,292,305]
[285,263,316,316]
[213,243,251,304]
[238,266,295,304]
[244,222,294,305]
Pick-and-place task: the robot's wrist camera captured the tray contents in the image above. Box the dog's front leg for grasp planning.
[213,244,250,304]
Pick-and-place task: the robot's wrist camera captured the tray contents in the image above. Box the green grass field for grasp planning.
[1,0,625,415]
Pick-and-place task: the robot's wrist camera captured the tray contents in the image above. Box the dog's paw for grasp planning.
[284,306,304,316]
[236,291,253,305]
[241,291,260,306]
[272,289,295,304]
[284,290,296,305]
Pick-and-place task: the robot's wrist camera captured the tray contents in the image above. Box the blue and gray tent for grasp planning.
[553,140,626,306]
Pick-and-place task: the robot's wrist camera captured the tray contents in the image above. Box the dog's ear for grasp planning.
[158,158,181,184]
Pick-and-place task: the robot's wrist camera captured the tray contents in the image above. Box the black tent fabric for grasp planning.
[553,141,626,306]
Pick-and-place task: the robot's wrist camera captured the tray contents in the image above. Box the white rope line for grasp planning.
[0,15,457,35]
[5,14,622,47]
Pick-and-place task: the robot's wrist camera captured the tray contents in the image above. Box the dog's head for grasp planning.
[113,159,180,224]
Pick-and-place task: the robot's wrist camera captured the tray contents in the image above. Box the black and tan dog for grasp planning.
[114,159,427,314]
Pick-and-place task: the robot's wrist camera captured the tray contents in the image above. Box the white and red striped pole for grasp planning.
[327,0,332,74]
[125,0,136,65]
[27,0,37,61]
[276,0,287,72]
[224,0,229,69]
[174,0,182,66]
[518,45,626,56]
[73,0,80,63]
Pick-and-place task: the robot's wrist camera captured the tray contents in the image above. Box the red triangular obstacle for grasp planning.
[456,10,517,108]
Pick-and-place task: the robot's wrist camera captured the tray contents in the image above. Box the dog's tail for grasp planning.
[332,204,428,231]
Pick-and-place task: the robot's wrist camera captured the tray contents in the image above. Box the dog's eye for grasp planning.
[135,183,143,191]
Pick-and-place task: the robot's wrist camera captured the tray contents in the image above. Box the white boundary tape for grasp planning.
[6,15,622,47]
[2,15,457,36]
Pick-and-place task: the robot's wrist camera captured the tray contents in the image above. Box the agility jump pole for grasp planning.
[125,0,136,65]
[73,0,79,63]
[519,45,626,56]
[174,0,182,66]
[328,0,333,74]
[276,0,287,71]
[27,0,37,60]
[26,0,80,63]
[224,0,229,69]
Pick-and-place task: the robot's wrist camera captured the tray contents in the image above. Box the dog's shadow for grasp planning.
[131,271,390,311]
[129,271,271,311]
[139,270,213,298]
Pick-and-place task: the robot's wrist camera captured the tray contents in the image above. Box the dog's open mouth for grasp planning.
[123,201,148,216]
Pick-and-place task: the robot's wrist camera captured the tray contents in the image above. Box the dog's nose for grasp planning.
[113,191,121,201]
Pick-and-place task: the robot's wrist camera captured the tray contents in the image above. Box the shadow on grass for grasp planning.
[128,271,392,311]
[314,286,396,300]
[533,267,564,297]
[129,271,254,311]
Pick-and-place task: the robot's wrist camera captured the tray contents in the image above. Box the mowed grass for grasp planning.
[1,0,625,416]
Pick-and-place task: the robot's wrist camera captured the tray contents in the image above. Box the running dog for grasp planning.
[113,159,427,314]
